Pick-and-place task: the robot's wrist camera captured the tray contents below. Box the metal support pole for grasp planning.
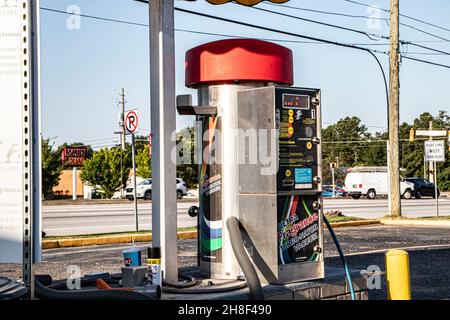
[388,0,401,217]
[434,161,439,218]
[149,0,178,282]
[72,166,77,201]
[332,167,336,198]
[132,134,139,231]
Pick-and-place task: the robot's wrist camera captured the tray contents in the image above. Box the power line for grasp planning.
[401,41,450,56]
[247,4,389,41]
[341,0,450,35]
[42,4,450,70]
[40,7,148,27]
[400,21,450,42]
[264,1,388,21]
[172,6,450,70]
[402,55,450,69]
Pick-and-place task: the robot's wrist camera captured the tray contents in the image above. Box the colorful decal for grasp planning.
[199,116,223,263]
[277,195,321,264]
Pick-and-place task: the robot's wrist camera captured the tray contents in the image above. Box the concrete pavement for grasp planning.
[2,224,450,299]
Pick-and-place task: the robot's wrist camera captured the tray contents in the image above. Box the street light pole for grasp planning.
[388,0,402,217]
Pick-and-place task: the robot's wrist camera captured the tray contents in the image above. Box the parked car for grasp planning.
[404,178,440,199]
[125,178,188,200]
[322,185,346,197]
[344,167,415,200]
[322,187,343,198]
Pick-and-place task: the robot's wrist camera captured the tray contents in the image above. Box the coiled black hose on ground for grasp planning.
[226,216,264,300]
[35,275,156,301]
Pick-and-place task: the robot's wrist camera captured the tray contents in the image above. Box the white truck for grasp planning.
[344,167,415,200]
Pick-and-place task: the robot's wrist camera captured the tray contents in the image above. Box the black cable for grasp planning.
[402,55,450,69]
[247,5,389,41]
[400,22,450,42]
[401,41,450,56]
[342,0,450,35]
[43,3,450,70]
[264,2,388,21]
[172,6,450,71]
[40,7,148,27]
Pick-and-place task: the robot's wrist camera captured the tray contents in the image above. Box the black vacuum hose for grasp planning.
[226,216,264,300]
[35,275,156,300]
[162,280,248,294]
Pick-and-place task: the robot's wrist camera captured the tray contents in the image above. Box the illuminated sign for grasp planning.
[62,147,88,167]
[282,94,310,110]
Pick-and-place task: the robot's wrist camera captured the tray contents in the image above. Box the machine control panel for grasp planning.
[276,87,322,194]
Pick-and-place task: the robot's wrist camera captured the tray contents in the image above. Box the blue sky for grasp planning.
[39,0,450,148]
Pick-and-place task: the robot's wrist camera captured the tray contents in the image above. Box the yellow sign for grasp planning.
[285,169,292,177]
[306,142,313,150]
[288,117,294,124]
[288,109,294,116]
[206,0,289,6]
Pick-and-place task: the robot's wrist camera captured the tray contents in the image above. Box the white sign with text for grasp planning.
[425,141,445,162]
[0,2,24,263]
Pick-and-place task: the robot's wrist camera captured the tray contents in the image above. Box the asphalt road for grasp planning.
[42,198,450,236]
[42,202,197,236]
[323,198,450,219]
[2,225,449,299]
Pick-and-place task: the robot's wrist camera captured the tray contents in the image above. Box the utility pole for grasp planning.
[119,88,126,151]
[388,0,402,217]
[118,88,126,197]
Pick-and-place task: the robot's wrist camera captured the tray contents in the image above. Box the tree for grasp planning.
[41,138,63,199]
[136,145,151,178]
[80,147,132,199]
[176,126,198,189]
[322,116,370,168]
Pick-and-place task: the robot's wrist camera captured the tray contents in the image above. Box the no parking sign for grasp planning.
[124,109,139,135]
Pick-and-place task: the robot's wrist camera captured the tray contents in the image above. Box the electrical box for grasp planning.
[237,86,324,284]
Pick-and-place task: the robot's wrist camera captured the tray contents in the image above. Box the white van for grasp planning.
[344,167,415,200]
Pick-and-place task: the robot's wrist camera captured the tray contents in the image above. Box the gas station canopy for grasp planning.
[185,39,294,87]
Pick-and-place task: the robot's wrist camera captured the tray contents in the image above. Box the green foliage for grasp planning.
[136,145,151,178]
[41,138,63,199]
[176,126,198,189]
[322,116,370,167]
[80,147,131,199]
[322,111,450,191]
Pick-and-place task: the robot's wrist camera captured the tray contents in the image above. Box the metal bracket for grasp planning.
[176,94,217,116]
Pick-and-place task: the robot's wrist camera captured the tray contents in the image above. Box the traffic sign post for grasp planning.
[425,141,445,217]
[124,109,139,135]
[125,109,140,231]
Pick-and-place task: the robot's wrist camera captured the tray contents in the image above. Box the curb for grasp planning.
[42,231,198,250]
[325,220,381,228]
[381,219,450,228]
[42,221,382,250]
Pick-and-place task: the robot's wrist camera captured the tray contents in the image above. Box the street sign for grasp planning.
[0,0,42,266]
[425,141,445,162]
[416,130,447,137]
[62,147,88,166]
[124,109,139,134]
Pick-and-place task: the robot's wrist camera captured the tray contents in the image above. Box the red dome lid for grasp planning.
[185,39,293,88]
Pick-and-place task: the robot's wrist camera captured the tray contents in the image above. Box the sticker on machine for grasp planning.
[277,195,320,264]
[294,168,313,189]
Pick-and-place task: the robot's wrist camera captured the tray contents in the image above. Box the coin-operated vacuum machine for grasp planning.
[178,39,324,285]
